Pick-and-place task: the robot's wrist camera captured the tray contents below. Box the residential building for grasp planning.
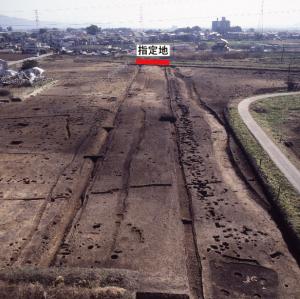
[0,59,8,75]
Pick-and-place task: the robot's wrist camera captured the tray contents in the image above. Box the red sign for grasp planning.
[136,58,170,66]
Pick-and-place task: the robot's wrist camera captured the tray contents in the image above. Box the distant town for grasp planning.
[0,3,300,297]
[1,17,300,57]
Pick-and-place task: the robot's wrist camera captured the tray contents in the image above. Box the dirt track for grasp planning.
[0,57,299,298]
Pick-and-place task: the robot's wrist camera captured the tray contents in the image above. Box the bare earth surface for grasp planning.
[0,53,33,61]
[0,56,299,298]
[179,67,300,120]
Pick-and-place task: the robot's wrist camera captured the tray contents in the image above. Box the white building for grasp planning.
[22,40,41,54]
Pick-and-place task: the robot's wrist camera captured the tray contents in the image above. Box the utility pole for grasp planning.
[287,59,295,91]
[281,45,285,63]
[34,9,40,30]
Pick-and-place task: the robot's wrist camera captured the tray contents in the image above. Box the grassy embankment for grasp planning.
[227,100,300,242]
[251,95,300,167]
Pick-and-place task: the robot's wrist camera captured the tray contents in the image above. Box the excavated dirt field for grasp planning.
[0,53,33,61]
[0,56,299,299]
[178,67,300,120]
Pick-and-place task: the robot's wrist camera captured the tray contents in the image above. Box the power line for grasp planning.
[0,0,195,14]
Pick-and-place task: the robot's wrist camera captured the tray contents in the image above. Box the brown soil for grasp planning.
[0,56,299,299]
[179,67,300,119]
[0,53,33,61]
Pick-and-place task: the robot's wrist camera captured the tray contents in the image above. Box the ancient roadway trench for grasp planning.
[165,67,300,299]
[52,66,204,297]
[52,65,300,298]
[2,63,139,268]
[0,59,299,298]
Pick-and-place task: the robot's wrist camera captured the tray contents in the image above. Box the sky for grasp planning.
[1,0,300,29]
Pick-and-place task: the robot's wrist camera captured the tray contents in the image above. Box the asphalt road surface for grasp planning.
[238,91,300,194]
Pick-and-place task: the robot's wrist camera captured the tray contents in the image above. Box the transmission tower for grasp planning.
[35,9,40,29]
[139,4,144,30]
[260,0,264,34]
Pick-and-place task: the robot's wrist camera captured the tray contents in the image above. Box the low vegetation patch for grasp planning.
[0,89,10,97]
[0,267,133,299]
[0,281,128,299]
[227,106,300,241]
[21,60,39,70]
[251,95,300,163]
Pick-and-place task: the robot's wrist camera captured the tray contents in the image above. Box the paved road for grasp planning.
[238,91,300,194]
[7,52,53,67]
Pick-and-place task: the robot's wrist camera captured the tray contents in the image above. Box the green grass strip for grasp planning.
[228,106,300,238]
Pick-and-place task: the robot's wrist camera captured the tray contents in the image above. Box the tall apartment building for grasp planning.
[212,17,231,34]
